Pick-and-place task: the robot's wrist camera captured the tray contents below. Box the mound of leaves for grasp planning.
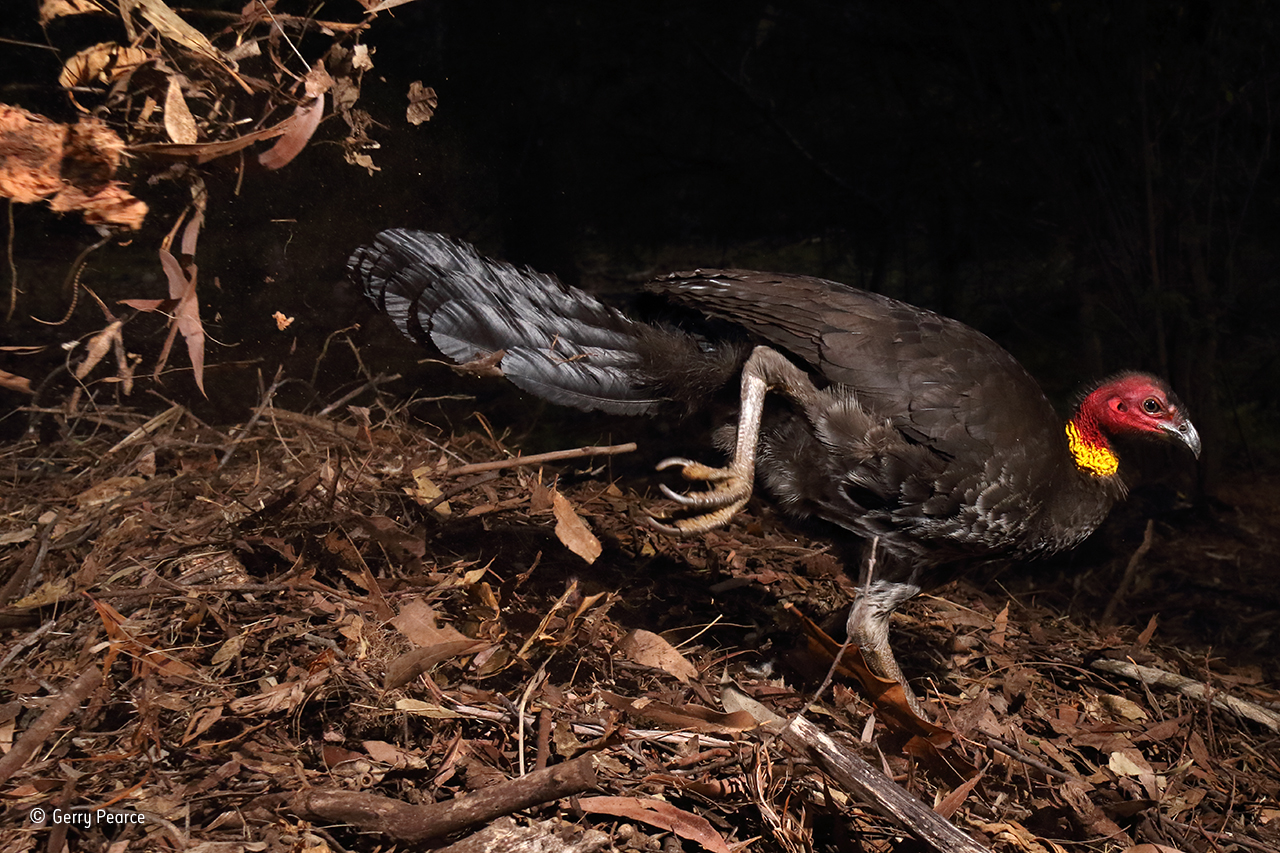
[0,394,1277,852]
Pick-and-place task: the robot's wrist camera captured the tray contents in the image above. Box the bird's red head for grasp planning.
[1070,373,1201,473]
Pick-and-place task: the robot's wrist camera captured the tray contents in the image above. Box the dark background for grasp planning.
[2,0,1279,492]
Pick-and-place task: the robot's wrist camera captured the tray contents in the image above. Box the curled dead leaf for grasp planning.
[59,43,152,91]
[259,93,325,170]
[40,0,108,23]
[407,82,437,125]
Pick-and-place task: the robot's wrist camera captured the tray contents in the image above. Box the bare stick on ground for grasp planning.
[289,752,600,843]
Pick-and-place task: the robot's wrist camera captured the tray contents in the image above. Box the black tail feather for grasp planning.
[350,230,740,416]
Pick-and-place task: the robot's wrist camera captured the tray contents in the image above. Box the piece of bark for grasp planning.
[289,753,599,842]
[772,715,991,853]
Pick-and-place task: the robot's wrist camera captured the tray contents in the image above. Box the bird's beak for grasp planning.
[1162,418,1202,459]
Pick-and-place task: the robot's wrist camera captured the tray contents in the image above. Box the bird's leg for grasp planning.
[650,346,821,534]
[847,576,926,718]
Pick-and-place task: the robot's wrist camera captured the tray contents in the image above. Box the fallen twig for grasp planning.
[289,753,600,842]
[0,667,103,785]
[772,715,991,853]
[445,443,637,476]
[1092,658,1280,731]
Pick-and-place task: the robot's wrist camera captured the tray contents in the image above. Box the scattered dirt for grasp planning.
[1,388,1277,853]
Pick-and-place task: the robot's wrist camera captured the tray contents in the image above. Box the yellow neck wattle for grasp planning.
[1065,421,1119,477]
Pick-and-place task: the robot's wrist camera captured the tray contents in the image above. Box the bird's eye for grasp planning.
[1142,397,1163,414]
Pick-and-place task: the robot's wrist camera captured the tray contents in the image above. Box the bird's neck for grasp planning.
[1065,406,1120,478]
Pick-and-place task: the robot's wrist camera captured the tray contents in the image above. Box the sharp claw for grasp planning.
[655,456,696,472]
[646,498,750,536]
[658,483,698,505]
[652,456,755,532]
[645,515,687,536]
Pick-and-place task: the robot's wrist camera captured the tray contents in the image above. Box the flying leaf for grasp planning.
[155,248,206,395]
[40,0,108,23]
[407,82,437,125]
[58,43,151,91]
[0,370,33,394]
[258,94,324,170]
[163,75,197,144]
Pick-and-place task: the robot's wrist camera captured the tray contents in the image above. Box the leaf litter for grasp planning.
[0,383,1277,853]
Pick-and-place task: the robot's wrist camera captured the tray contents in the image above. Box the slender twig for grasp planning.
[219,365,285,468]
[317,373,401,417]
[421,471,499,513]
[985,738,1076,783]
[445,443,636,476]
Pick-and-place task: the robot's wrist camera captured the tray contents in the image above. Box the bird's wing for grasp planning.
[650,269,1062,459]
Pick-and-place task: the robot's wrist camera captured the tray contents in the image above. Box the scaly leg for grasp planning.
[649,346,821,535]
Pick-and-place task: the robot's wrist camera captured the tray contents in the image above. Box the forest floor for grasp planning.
[0,387,1278,853]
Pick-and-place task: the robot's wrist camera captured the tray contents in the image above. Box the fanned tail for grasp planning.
[350,229,738,415]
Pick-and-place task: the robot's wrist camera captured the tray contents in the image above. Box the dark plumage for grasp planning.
[351,230,1202,715]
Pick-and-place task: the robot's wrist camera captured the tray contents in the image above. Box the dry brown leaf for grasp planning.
[578,797,732,853]
[0,369,33,394]
[74,320,123,381]
[156,248,206,395]
[89,595,197,679]
[58,43,152,91]
[935,769,985,819]
[551,489,602,564]
[259,93,325,170]
[786,601,954,743]
[406,466,451,515]
[407,81,437,125]
[128,0,222,62]
[40,0,108,23]
[163,75,198,144]
[392,599,469,648]
[616,629,698,681]
[990,601,1009,647]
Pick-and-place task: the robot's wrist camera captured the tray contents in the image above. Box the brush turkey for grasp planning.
[350,230,1202,715]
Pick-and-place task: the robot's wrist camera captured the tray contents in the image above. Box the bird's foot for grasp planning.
[647,457,753,535]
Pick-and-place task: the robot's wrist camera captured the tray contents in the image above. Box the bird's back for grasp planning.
[652,269,1120,565]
